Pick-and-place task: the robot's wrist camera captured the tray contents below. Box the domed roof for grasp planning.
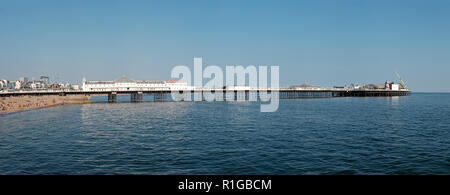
[114,76,135,83]
[290,81,319,89]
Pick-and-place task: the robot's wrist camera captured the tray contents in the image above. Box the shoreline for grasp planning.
[0,95,91,114]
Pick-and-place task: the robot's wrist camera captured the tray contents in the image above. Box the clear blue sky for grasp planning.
[1,0,449,92]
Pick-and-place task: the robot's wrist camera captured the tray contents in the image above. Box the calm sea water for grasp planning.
[0,93,449,174]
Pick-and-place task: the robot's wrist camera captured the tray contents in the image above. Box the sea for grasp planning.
[0,93,449,174]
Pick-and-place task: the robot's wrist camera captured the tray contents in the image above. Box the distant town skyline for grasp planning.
[1,0,450,92]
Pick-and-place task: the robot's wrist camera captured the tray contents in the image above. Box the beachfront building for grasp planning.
[19,77,28,84]
[82,77,194,92]
[0,80,7,89]
[72,85,80,90]
[40,76,49,86]
[29,81,46,89]
[7,81,15,89]
[14,81,21,89]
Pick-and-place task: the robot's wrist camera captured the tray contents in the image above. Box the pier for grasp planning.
[0,88,411,102]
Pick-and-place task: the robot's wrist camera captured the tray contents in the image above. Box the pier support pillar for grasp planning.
[131,92,143,102]
[108,92,117,102]
[154,92,166,102]
[236,91,245,101]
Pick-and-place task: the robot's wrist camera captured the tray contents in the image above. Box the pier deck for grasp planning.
[0,89,411,102]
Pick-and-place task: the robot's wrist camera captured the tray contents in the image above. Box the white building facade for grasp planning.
[82,77,194,91]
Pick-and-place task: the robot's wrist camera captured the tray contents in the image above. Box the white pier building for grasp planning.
[82,76,193,92]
